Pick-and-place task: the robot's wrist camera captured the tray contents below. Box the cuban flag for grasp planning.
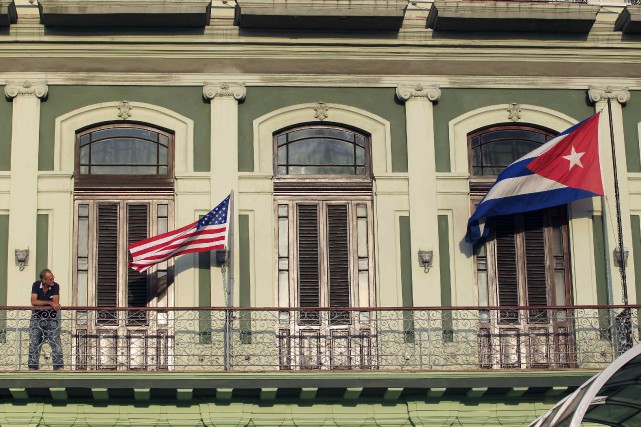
[466,113,604,246]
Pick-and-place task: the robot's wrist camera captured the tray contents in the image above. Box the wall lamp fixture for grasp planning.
[418,249,433,272]
[15,248,29,271]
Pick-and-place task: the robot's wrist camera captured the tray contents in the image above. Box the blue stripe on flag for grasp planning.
[467,187,598,244]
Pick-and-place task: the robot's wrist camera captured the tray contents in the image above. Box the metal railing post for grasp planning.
[224,308,232,371]
[16,309,21,370]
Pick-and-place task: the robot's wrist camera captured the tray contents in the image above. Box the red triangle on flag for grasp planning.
[526,113,604,196]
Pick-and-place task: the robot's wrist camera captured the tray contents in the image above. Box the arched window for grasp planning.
[469,124,572,370]
[273,124,376,370]
[274,125,370,177]
[75,123,174,189]
[73,122,174,370]
[469,125,555,177]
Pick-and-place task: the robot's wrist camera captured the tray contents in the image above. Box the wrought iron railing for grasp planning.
[0,306,637,371]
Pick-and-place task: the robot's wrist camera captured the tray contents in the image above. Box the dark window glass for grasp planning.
[470,126,554,176]
[77,125,172,176]
[275,126,369,176]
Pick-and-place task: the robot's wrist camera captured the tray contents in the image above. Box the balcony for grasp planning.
[0,0,16,27]
[37,0,212,28]
[1,305,637,372]
[427,1,600,33]
[234,0,406,31]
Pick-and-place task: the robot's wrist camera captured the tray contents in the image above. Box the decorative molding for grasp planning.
[313,102,329,121]
[507,103,521,122]
[395,84,441,103]
[117,100,133,120]
[203,82,247,101]
[588,86,630,105]
[55,101,194,174]
[4,81,48,99]
[449,104,576,175]
[4,73,641,92]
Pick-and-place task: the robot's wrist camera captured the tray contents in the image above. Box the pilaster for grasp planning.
[203,82,246,306]
[588,86,636,305]
[5,81,48,304]
[396,84,442,306]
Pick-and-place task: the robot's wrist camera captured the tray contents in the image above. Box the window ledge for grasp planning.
[427,1,600,34]
[0,1,17,27]
[234,0,406,31]
[615,6,641,34]
[38,0,212,28]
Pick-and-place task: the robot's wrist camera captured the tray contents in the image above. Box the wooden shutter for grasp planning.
[327,205,350,308]
[297,204,320,313]
[327,204,350,325]
[127,204,149,310]
[495,215,519,323]
[523,211,548,322]
[97,204,118,312]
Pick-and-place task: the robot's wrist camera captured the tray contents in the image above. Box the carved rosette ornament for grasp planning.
[588,86,630,105]
[396,84,441,103]
[203,82,247,101]
[4,81,48,99]
[117,100,133,120]
[507,103,522,122]
[313,102,329,121]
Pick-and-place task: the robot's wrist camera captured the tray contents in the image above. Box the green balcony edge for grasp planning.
[0,369,597,402]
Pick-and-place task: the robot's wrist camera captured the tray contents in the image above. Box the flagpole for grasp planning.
[606,98,629,305]
[224,190,234,371]
[227,189,235,308]
[605,99,633,356]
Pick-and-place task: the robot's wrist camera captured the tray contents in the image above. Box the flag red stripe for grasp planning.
[128,243,226,271]
[128,221,197,251]
[129,227,226,259]
[130,235,227,262]
[127,194,231,272]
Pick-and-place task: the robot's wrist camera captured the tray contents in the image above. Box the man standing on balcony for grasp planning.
[28,268,64,370]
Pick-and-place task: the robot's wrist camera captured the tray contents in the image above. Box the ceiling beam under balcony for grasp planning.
[9,388,28,399]
[216,388,233,400]
[545,386,569,397]
[466,387,488,398]
[300,387,318,400]
[343,387,363,400]
[260,388,278,400]
[383,388,404,401]
[506,387,529,398]
[177,388,193,401]
[427,388,446,398]
[50,387,68,400]
[91,388,109,400]
[134,388,151,401]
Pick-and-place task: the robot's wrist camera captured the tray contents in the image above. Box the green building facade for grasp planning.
[0,0,640,425]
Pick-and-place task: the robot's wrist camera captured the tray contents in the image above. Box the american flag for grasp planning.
[128,194,231,272]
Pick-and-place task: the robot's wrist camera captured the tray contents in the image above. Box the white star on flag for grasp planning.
[562,146,585,170]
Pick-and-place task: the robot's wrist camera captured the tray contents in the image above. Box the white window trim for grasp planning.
[54,101,194,175]
[253,103,392,176]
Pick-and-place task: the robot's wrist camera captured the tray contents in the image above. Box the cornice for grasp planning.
[202,82,246,101]
[4,80,48,98]
[588,85,631,105]
[396,84,441,103]
[5,73,641,92]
